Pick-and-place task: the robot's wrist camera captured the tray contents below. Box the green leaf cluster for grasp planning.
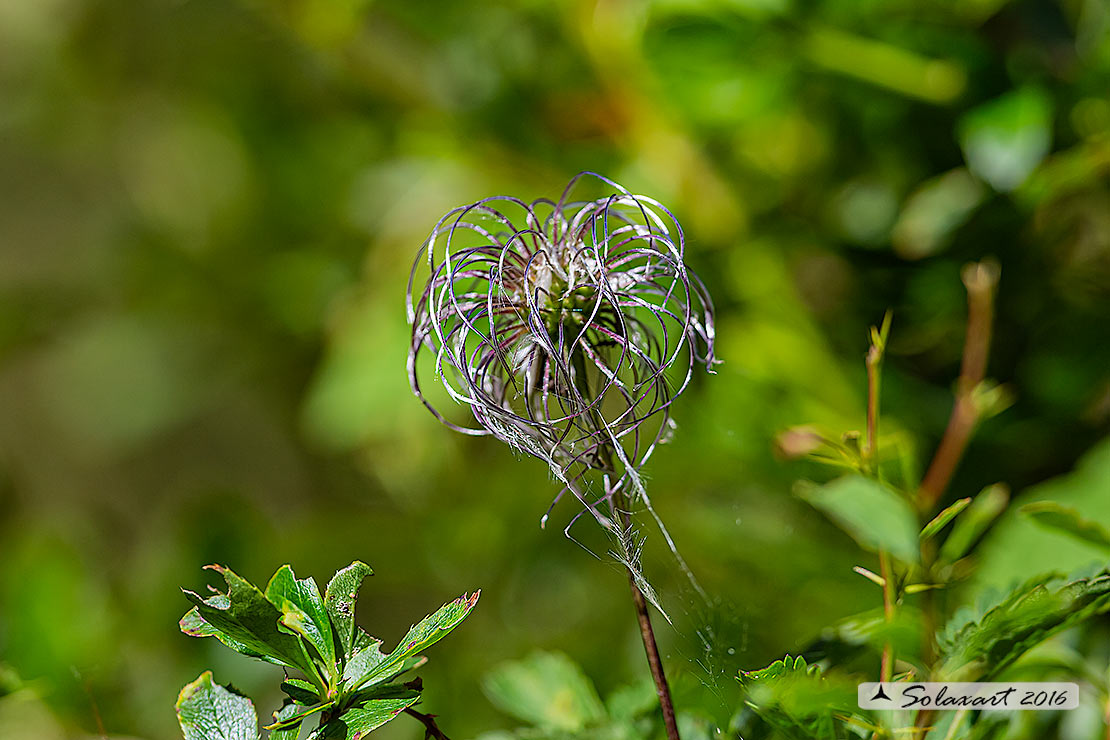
[178,561,478,740]
[736,655,868,740]
[937,568,1110,681]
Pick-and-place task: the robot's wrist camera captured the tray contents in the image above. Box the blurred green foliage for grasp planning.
[0,0,1108,738]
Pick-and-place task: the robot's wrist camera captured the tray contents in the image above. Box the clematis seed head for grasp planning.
[407,172,717,526]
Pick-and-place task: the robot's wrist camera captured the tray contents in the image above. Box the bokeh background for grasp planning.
[1,0,1109,737]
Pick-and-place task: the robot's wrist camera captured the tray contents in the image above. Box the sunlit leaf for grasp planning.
[312,689,420,739]
[176,672,257,740]
[266,565,336,670]
[325,561,373,662]
[181,565,316,678]
[344,591,479,691]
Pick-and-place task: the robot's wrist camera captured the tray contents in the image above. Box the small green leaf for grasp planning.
[346,591,479,691]
[269,701,304,740]
[939,483,1009,563]
[266,700,334,731]
[737,656,862,740]
[176,672,257,740]
[341,638,387,690]
[325,561,373,662]
[312,690,420,739]
[182,565,316,678]
[483,651,606,732]
[921,498,971,540]
[938,570,1110,680]
[797,475,919,563]
[1021,502,1110,553]
[180,602,270,662]
[266,565,336,670]
[281,678,321,705]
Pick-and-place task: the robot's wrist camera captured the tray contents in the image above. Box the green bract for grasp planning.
[178,561,478,740]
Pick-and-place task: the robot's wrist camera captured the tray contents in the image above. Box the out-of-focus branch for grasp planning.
[918,260,1000,513]
[864,315,895,685]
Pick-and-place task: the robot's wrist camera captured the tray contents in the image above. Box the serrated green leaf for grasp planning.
[797,475,920,563]
[312,690,420,739]
[938,570,1110,680]
[346,591,479,691]
[483,651,606,732]
[325,562,373,663]
[180,603,271,663]
[939,484,1008,563]
[182,565,316,678]
[175,672,257,740]
[737,656,862,740]
[266,565,336,670]
[281,678,321,705]
[921,497,971,540]
[1021,502,1110,553]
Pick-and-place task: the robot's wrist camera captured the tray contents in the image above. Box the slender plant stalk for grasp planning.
[918,261,999,513]
[864,317,896,685]
[915,260,1000,733]
[616,504,682,740]
[878,550,895,683]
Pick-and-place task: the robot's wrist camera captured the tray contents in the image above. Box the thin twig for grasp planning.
[865,318,895,686]
[618,502,682,740]
[404,707,452,740]
[918,260,1000,513]
[915,260,1000,733]
[878,550,895,683]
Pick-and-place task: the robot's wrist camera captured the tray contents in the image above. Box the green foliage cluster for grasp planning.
[736,308,1110,738]
[178,562,477,740]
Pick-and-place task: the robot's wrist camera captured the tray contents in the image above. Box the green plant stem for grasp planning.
[878,549,895,683]
[864,341,881,470]
[865,320,895,684]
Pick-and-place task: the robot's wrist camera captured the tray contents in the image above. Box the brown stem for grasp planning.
[914,261,999,734]
[918,261,999,513]
[619,507,681,740]
[404,707,452,740]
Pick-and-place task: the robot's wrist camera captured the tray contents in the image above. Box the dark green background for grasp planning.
[1,0,1108,737]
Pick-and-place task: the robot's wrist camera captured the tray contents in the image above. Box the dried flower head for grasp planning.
[407,172,717,532]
